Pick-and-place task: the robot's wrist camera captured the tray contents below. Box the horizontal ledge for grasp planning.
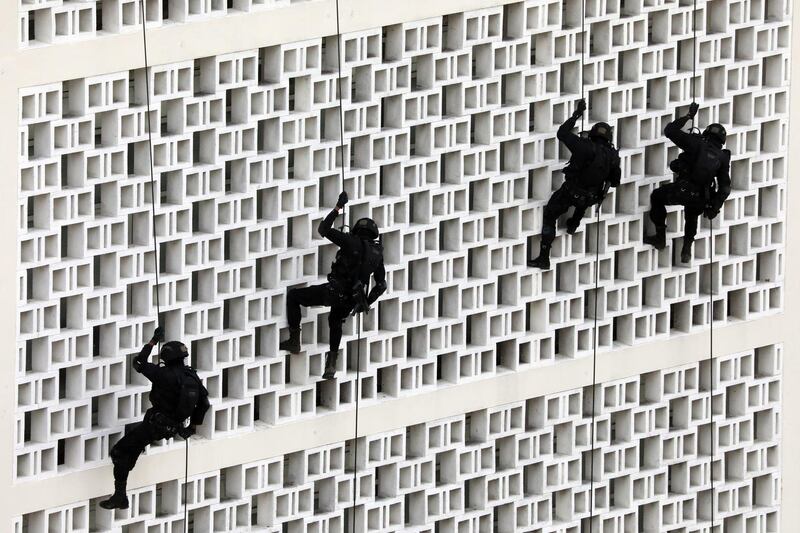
[9,2,337,89]
[8,312,783,515]
[6,0,526,89]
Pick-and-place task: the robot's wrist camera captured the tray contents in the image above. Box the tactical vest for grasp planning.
[329,238,383,290]
[148,370,180,417]
[149,365,209,425]
[564,140,616,190]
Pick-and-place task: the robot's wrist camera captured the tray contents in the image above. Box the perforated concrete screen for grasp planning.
[13,346,783,531]
[18,0,327,47]
[9,0,793,531]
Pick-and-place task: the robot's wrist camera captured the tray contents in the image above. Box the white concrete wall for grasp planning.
[1,0,796,530]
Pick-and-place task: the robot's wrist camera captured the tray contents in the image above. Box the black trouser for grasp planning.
[540,182,600,249]
[286,283,354,353]
[110,410,176,486]
[649,182,705,243]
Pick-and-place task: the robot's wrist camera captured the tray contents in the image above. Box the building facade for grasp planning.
[3,0,798,531]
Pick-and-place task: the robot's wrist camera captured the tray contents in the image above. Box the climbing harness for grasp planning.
[137,3,191,531]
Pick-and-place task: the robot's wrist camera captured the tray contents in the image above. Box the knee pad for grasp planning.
[650,188,663,202]
[286,288,297,303]
[109,446,127,467]
[542,204,559,221]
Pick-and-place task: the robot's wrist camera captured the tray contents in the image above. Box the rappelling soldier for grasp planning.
[100,327,209,510]
[528,99,621,270]
[279,192,386,380]
[644,103,731,262]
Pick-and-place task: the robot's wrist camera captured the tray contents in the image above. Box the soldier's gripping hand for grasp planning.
[704,205,719,220]
[687,102,699,119]
[572,99,587,119]
[351,301,370,316]
[336,191,349,210]
[151,326,165,345]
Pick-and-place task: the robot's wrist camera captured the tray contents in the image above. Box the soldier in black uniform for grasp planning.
[644,103,731,262]
[100,327,207,510]
[280,192,387,380]
[528,99,621,270]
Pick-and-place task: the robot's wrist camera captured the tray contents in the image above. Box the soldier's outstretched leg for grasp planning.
[281,284,331,352]
[681,205,703,263]
[100,420,154,510]
[566,201,590,235]
[644,184,676,249]
[529,186,571,270]
[322,302,353,380]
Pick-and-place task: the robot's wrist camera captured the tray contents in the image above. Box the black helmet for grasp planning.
[352,218,379,240]
[589,122,613,143]
[703,123,727,144]
[160,341,189,363]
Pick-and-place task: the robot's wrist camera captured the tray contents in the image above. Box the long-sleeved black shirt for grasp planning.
[318,209,387,305]
[133,343,183,416]
[664,115,732,209]
[557,115,621,191]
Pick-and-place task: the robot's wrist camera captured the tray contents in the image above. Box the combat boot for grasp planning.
[644,228,666,250]
[99,482,129,510]
[279,328,301,353]
[322,351,338,380]
[680,240,693,263]
[528,245,551,270]
[566,218,581,235]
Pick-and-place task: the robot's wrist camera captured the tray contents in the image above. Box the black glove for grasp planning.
[687,102,699,119]
[572,99,587,119]
[351,301,370,316]
[178,425,196,439]
[336,191,349,209]
[152,326,165,344]
[704,205,719,220]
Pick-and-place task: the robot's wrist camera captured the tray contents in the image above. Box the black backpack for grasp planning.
[690,140,723,186]
[175,367,210,425]
[566,140,614,188]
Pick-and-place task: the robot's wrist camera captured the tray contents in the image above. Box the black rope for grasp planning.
[579,2,600,531]
[688,0,716,527]
[331,2,362,530]
[708,224,716,530]
[183,439,189,531]
[690,0,698,131]
[137,0,161,322]
[333,0,348,231]
[350,314,363,532]
[580,0,586,132]
[137,4,190,531]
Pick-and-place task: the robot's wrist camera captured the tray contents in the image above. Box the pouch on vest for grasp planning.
[691,141,723,186]
[175,368,210,425]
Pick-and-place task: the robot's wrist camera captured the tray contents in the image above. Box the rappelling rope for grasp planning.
[137,2,161,322]
[137,4,190,531]
[350,314,363,532]
[331,1,362,530]
[333,0,348,233]
[687,0,716,526]
[690,0,717,527]
[578,1,600,531]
